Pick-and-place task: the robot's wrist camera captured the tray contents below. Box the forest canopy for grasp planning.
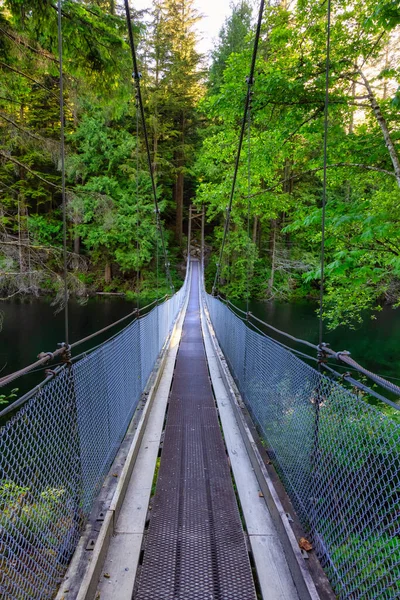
[0,0,399,328]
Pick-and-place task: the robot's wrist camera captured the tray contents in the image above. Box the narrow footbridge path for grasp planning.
[2,260,399,600]
[93,261,302,600]
[135,261,256,599]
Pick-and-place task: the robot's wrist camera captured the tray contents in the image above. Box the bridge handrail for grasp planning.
[0,262,191,600]
[0,295,171,390]
[215,294,400,404]
[204,290,400,600]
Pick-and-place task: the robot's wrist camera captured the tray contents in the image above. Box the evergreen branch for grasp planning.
[49,2,122,53]
[0,95,24,105]
[0,151,59,188]
[0,62,58,98]
[0,178,18,195]
[0,27,58,63]
[248,163,397,199]
[0,113,49,143]
[0,240,82,257]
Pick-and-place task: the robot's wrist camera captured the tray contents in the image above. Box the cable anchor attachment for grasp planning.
[58,342,72,366]
[335,350,351,361]
[317,342,330,364]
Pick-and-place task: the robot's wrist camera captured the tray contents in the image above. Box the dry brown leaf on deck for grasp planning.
[299,537,313,552]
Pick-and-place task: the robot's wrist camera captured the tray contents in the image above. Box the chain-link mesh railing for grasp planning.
[0,271,189,600]
[205,293,400,600]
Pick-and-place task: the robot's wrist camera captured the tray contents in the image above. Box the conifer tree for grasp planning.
[147,0,203,245]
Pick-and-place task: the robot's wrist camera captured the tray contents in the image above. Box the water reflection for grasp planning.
[0,296,136,400]
[1,296,399,405]
[235,299,400,383]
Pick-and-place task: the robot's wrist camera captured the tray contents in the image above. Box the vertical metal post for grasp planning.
[187,204,192,264]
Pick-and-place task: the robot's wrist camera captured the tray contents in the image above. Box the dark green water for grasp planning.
[1,296,400,405]
[234,298,400,388]
[0,296,136,402]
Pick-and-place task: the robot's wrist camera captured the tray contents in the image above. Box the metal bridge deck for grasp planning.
[134,262,256,600]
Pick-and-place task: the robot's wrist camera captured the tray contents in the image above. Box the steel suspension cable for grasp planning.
[57,0,69,346]
[246,92,252,314]
[319,0,331,348]
[215,294,400,401]
[213,0,265,296]
[124,0,174,293]
[136,92,140,312]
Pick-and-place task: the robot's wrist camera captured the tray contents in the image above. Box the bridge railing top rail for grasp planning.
[211,293,400,411]
[0,263,192,416]
[204,290,400,600]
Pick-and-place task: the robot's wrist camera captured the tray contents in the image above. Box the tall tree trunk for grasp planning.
[282,160,292,249]
[359,70,400,187]
[105,262,112,284]
[252,216,258,244]
[267,219,277,296]
[18,197,24,274]
[153,41,160,175]
[175,168,184,244]
[175,113,185,246]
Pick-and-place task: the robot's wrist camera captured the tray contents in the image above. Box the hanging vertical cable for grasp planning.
[136,93,141,312]
[313,0,332,546]
[246,92,252,315]
[319,0,332,348]
[124,0,174,293]
[213,0,265,296]
[156,210,160,300]
[57,0,69,345]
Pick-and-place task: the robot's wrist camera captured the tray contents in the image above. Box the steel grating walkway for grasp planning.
[134,262,256,600]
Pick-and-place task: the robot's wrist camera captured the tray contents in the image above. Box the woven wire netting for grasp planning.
[206,293,400,600]
[0,276,188,600]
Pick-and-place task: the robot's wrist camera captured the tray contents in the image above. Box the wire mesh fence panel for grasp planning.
[0,275,189,600]
[206,294,400,600]
[140,307,160,389]
[74,318,142,515]
[0,369,81,600]
[157,301,170,356]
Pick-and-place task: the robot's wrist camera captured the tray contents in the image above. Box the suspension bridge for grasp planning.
[1,1,400,599]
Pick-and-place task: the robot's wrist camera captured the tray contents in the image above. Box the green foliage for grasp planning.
[196,0,400,327]
[0,388,18,406]
[209,1,252,92]
[0,0,203,299]
[1,0,400,325]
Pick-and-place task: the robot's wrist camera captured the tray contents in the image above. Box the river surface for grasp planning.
[0,296,137,404]
[234,298,400,397]
[1,295,400,405]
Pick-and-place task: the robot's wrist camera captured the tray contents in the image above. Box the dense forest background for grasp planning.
[0,0,399,328]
